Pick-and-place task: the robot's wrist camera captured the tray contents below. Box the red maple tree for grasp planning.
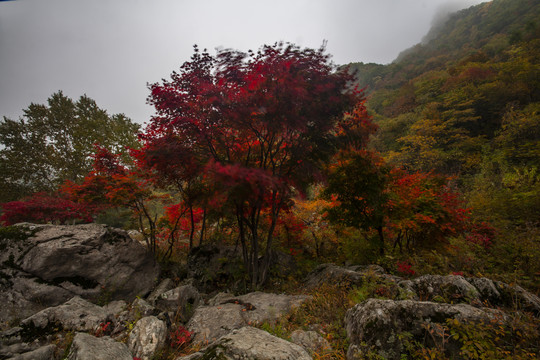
[138,43,369,286]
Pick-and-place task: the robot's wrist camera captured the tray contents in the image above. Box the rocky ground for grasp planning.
[1,223,539,359]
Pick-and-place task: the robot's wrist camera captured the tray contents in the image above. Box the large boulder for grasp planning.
[187,291,309,344]
[186,302,248,344]
[180,326,312,360]
[5,344,56,360]
[304,264,368,289]
[154,284,201,323]
[0,223,160,326]
[128,316,167,360]
[406,274,481,303]
[400,274,540,313]
[304,263,390,290]
[67,332,132,360]
[345,298,504,360]
[236,291,309,324]
[489,281,540,314]
[20,296,111,335]
[306,265,540,315]
[290,329,331,354]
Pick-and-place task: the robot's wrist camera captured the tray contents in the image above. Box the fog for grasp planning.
[0,0,486,124]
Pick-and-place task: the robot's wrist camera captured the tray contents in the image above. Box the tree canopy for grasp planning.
[138,43,370,286]
[0,91,140,202]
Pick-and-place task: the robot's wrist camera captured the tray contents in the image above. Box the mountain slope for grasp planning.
[347,0,540,260]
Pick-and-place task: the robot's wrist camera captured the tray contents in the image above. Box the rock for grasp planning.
[67,332,132,360]
[20,296,110,335]
[7,344,56,360]
[467,277,501,303]
[402,274,540,313]
[206,292,235,306]
[3,295,132,352]
[0,223,159,326]
[187,245,244,292]
[181,326,311,360]
[304,264,408,300]
[347,264,386,275]
[0,270,75,327]
[0,326,23,347]
[107,297,158,339]
[177,285,202,323]
[187,291,308,344]
[155,287,181,312]
[345,298,504,360]
[0,342,30,358]
[128,316,167,360]
[102,299,127,337]
[408,275,480,303]
[132,297,158,317]
[0,340,46,359]
[290,329,331,354]
[147,278,175,304]
[304,264,367,289]
[494,281,540,314]
[187,302,247,344]
[236,291,309,325]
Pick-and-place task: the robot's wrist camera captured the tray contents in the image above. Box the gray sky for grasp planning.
[0,0,486,125]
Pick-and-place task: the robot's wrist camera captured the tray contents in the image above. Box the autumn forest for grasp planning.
[1,0,539,357]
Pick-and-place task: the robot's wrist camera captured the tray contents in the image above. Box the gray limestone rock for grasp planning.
[7,344,56,360]
[236,291,309,325]
[180,326,312,360]
[177,285,202,323]
[128,316,167,360]
[493,281,540,314]
[66,332,132,360]
[20,296,110,334]
[304,263,367,290]
[290,329,331,354]
[409,275,480,303]
[345,298,504,360]
[147,278,175,304]
[0,223,159,327]
[187,302,246,344]
[467,277,501,303]
[187,291,308,345]
[132,297,158,317]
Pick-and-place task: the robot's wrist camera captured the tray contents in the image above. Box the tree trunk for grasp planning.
[260,210,279,286]
[199,207,206,246]
[188,206,195,249]
[377,226,385,255]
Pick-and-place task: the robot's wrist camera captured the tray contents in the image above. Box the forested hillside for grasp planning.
[347,0,540,289]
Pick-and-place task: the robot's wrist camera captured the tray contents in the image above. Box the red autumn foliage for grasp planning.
[465,221,496,249]
[387,169,471,250]
[169,326,192,348]
[159,202,204,249]
[139,43,369,286]
[396,260,416,277]
[62,146,170,254]
[324,154,485,253]
[0,192,93,226]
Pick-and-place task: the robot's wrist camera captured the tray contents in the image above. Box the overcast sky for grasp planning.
[0,0,486,125]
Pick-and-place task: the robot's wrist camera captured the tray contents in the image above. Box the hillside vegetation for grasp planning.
[348,0,540,290]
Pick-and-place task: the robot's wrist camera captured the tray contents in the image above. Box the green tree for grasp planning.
[0,91,140,202]
[322,150,390,255]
